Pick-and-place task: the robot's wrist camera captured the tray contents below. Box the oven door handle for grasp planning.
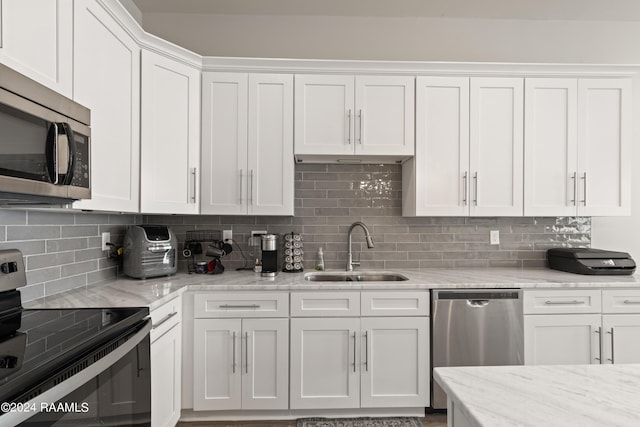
[2,320,151,426]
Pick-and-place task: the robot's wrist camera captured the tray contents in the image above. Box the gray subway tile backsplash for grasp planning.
[1,164,590,302]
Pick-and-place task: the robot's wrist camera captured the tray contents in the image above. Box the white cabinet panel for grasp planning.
[151,323,181,427]
[360,317,429,408]
[201,72,293,215]
[602,315,640,364]
[524,314,601,365]
[0,0,73,97]
[577,79,632,216]
[140,50,200,214]
[470,77,524,216]
[72,0,140,212]
[524,79,578,216]
[290,317,360,409]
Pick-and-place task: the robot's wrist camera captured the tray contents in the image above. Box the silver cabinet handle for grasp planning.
[232,331,237,373]
[190,167,197,203]
[239,169,244,205]
[352,331,357,373]
[607,328,615,363]
[364,331,369,372]
[544,300,584,305]
[473,172,478,206]
[570,172,577,206]
[358,109,363,144]
[581,172,587,206]
[151,311,178,330]
[623,300,640,305]
[462,172,468,206]
[219,304,261,309]
[595,326,602,363]
[250,169,254,206]
[347,109,352,144]
[245,331,249,374]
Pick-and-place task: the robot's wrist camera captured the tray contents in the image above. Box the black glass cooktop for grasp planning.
[0,307,149,403]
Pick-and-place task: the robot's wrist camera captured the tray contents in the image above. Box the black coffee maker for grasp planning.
[261,234,279,277]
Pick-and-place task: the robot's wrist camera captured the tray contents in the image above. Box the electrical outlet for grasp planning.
[250,230,267,246]
[101,232,111,251]
[490,230,500,245]
[222,229,233,242]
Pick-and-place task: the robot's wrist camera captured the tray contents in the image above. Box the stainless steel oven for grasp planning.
[0,250,150,426]
[0,64,90,205]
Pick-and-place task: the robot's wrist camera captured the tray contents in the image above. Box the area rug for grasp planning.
[297,417,422,427]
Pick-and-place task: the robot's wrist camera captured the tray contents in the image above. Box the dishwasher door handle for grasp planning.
[466,299,490,307]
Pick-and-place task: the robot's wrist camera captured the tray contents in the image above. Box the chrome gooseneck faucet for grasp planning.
[346,221,374,271]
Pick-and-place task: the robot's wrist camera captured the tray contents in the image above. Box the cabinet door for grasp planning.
[354,76,414,157]
[524,314,601,365]
[294,74,354,156]
[360,317,429,408]
[193,319,242,410]
[577,78,632,216]
[0,0,73,97]
[242,318,289,409]
[290,317,360,409]
[406,76,470,216]
[201,72,248,214]
[247,74,294,215]
[151,324,181,427]
[140,50,200,214]
[524,78,578,216]
[72,0,140,212]
[470,77,524,216]
[602,315,640,364]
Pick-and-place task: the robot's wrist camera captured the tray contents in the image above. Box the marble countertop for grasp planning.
[434,364,640,427]
[23,267,640,311]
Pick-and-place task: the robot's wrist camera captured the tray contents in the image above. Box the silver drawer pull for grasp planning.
[623,300,640,305]
[151,311,178,329]
[544,300,584,305]
[219,304,261,309]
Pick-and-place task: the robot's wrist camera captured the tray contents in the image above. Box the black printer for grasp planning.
[547,248,636,275]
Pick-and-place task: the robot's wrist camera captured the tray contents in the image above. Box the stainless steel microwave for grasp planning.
[0,63,90,205]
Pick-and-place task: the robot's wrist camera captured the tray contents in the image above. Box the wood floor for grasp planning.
[178,414,447,427]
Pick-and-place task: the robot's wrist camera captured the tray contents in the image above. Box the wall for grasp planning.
[152,164,591,272]
[0,209,141,301]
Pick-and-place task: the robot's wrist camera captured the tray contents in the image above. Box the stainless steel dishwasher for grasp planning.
[431,289,523,409]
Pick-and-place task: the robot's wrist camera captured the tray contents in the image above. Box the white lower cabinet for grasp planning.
[524,289,640,366]
[150,297,182,427]
[290,291,429,410]
[192,292,289,411]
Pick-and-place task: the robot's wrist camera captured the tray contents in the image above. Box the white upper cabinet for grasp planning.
[470,77,524,216]
[201,72,294,215]
[72,0,140,212]
[295,74,414,162]
[404,76,523,216]
[0,0,73,97]
[140,49,201,214]
[524,79,578,216]
[577,78,632,216]
[524,78,631,216]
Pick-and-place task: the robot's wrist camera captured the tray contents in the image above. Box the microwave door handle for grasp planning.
[46,123,59,184]
[59,123,76,185]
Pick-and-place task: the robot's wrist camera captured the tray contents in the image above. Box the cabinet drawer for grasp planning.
[290,292,360,317]
[194,292,289,318]
[150,296,182,343]
[524,289,601,314]
[602,289,640,313]
[361,291,429,316]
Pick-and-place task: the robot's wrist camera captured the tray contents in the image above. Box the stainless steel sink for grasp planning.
[304,272,409,282]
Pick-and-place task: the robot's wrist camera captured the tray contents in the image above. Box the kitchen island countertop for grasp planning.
[434,364,640,427]
[23,267,640,310]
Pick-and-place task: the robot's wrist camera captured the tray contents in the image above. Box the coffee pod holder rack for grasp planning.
[283,232,304,273]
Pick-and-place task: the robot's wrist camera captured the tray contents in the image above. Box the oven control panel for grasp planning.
[0,249,26,292]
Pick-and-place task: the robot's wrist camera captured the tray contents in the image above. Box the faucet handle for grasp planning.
[351,260,361,267]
